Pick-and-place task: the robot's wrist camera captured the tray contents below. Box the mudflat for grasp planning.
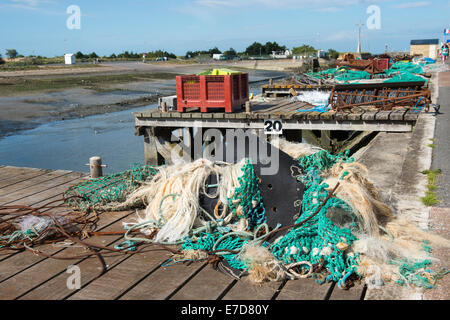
[0,60,288,139]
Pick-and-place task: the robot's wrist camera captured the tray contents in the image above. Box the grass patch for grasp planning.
[0,64,104,72]
[427,143,437,148]
[422,191,439,206]
[420,169,441,206]
[0,72,177,96]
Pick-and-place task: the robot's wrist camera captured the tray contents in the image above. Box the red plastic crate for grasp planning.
[373,58,390,71]
[176,73,249,113]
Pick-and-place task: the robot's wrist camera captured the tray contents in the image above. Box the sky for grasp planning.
[0,0,449,57]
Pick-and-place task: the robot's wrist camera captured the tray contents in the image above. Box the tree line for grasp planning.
[292,45,339,59]
[185,42,288,58]
[0,43,341,66]
[185,42,340,59]
[75,50,177,60]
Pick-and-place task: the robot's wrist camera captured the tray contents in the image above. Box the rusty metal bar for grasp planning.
[327,81,430,111]
[331,91,430,111]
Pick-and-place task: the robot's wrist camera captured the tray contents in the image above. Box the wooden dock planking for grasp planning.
[273,102,309,118]
[222,278,283,300]
[328,283,366,300]
[0,171,85,206]
[389,109,408,121]
[67,247,173,300]
[0,168,51,189]
[169,265,236,300]
[0,168,106,268]
[0,169,142,279]
[346,109,365,121]
[275,278,332,300]
[16,211,135,300]
[404,109,420,121]
[136,98,419,123]
[361,110,379,121]
[0,171,87,262]
[0,167,45,183]
[17,220,140,300]
[375,111,392,121]
[0,170,75,204]
[0,170,75,198]
[0,170,80,202]
[0,211,133,300]
[0,198,126,272]
[119,262,208,300]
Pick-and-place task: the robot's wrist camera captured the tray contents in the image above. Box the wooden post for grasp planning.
[302,130,321,146]
[289,88,298,97]
[143,127,160,166]
[320,130,332,151]
[155,127,177,165]
[245,101,251,113]
[89,156,103,178]
[161,101,167,113]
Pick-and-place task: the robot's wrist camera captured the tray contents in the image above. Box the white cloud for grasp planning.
[11,0,55,8]
[391,1,431,9]
[3,0,60,14]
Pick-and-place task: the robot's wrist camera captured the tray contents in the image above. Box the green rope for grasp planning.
[227,160,266,229]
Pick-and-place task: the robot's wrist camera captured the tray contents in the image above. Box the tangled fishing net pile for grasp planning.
[308,61,432,84]
[3,138,448,294]
[64,138,449,291]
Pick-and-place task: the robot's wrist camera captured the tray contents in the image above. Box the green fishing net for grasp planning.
[308,67,371,82]
[64,163,159,212]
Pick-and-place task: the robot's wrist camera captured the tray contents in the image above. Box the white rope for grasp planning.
[285,261,313,279]
[115,158,247,243]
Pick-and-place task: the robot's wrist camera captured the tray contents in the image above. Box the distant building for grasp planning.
[271,50,292,59]
[64,54,76,65]
[317,50,326,58]
[213,54,225,60]
[410,39,439,59]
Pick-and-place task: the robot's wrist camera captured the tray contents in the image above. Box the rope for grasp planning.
[412,97,426,113]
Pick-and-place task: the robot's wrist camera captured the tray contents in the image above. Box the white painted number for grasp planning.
[264,120,283,135]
